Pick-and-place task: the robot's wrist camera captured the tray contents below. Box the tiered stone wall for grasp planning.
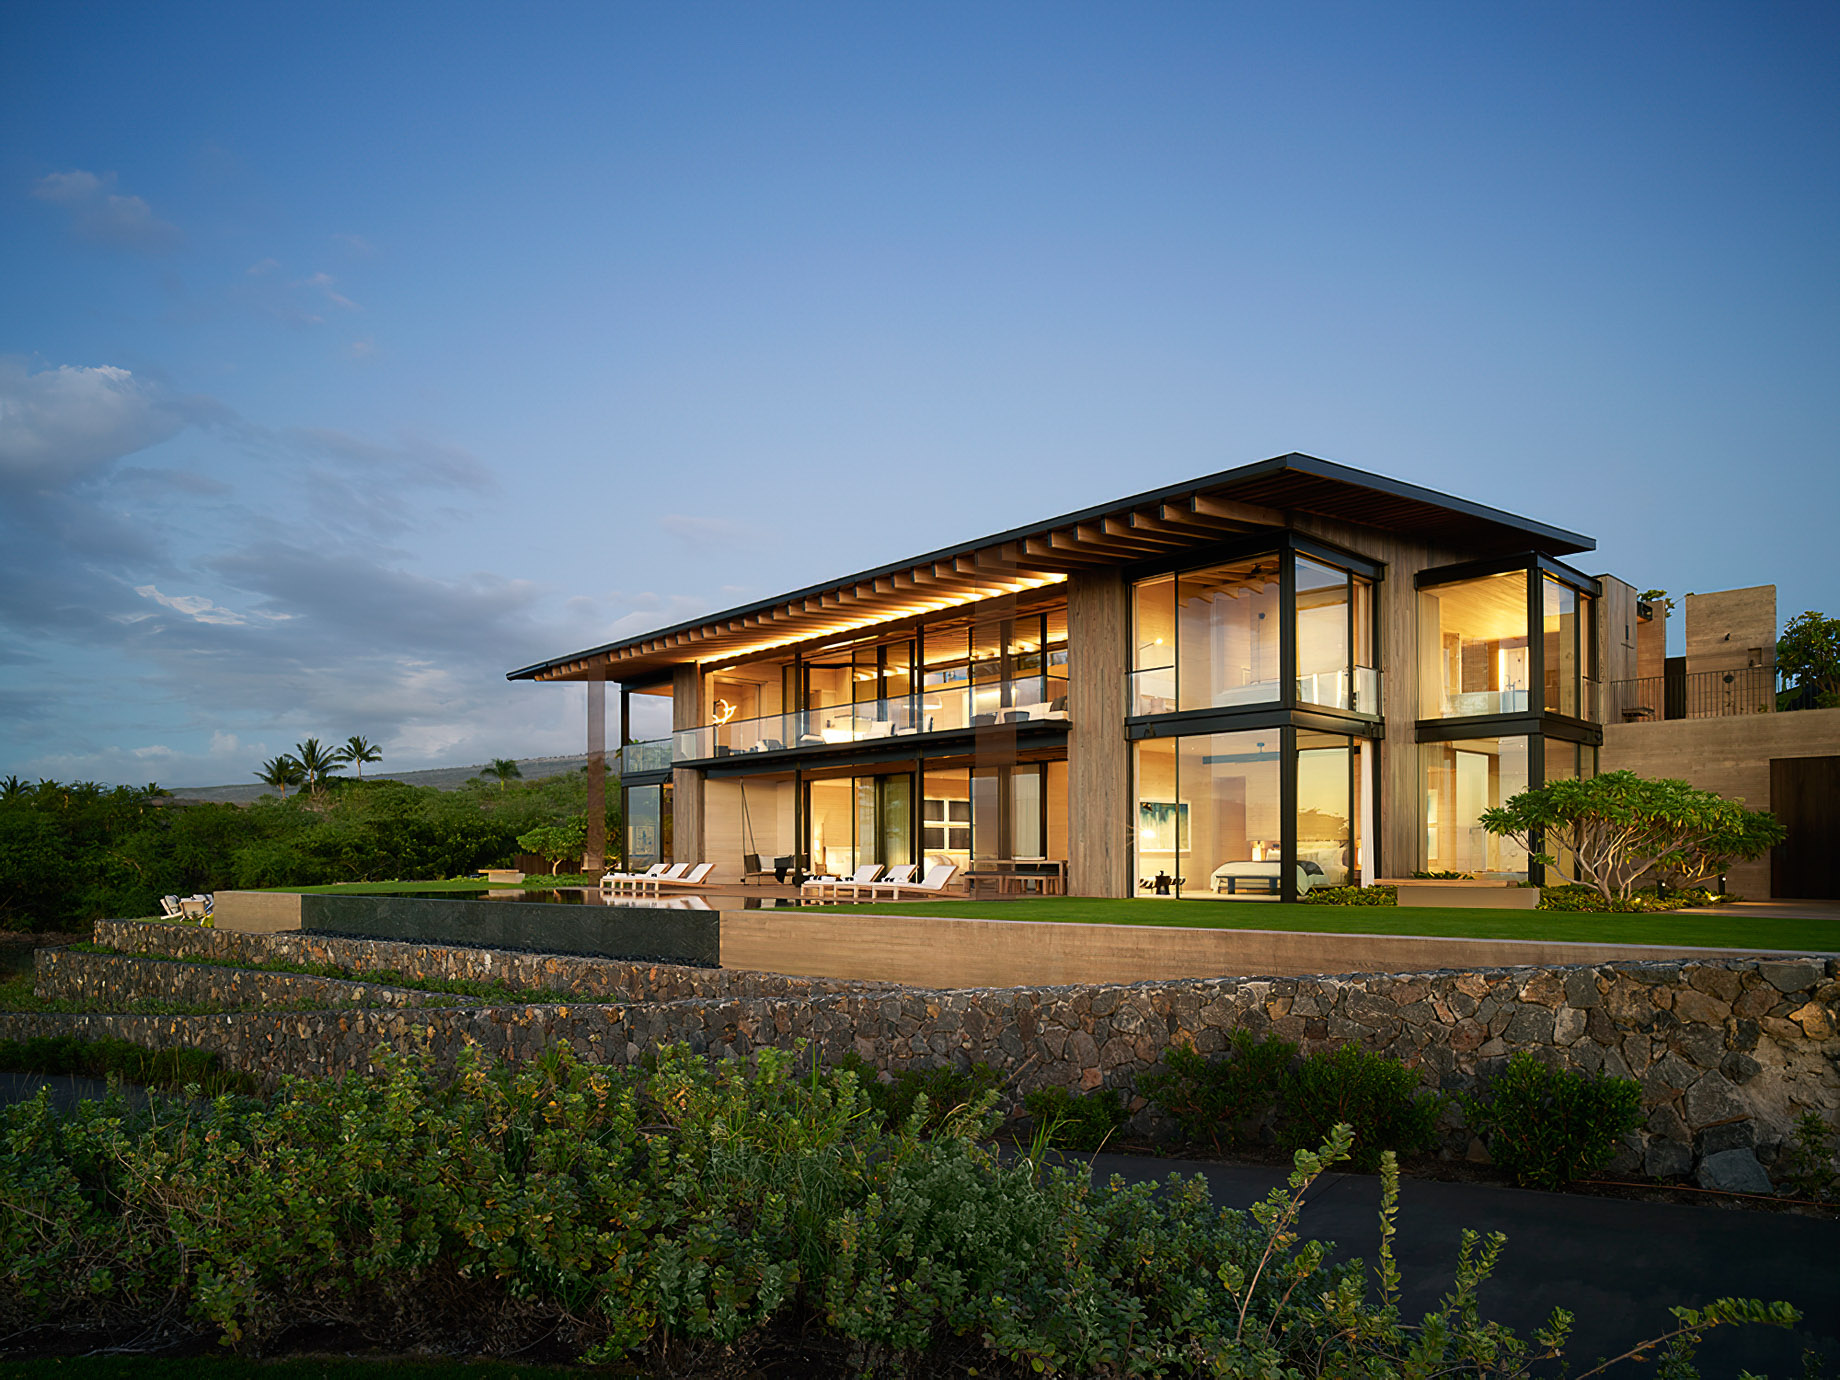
[13,926,1837,1190]
[93,919,895,1002]
[35,949,464,1011]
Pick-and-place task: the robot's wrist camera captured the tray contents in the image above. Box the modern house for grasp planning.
[508,452,1670,901]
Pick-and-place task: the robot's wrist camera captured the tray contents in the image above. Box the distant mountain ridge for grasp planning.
[165,755,594,804]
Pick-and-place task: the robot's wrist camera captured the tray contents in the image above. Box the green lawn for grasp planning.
[801,897,1840,953]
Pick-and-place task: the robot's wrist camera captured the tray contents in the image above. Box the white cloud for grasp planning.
[133,584,289,626]
[0,359,190,490]
[31,169,181,253]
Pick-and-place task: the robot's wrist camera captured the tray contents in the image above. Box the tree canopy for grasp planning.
[1777,609,1840,707]
[1479,770,1783,900]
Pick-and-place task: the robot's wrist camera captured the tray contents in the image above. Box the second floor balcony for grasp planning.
[669,675,1069,765]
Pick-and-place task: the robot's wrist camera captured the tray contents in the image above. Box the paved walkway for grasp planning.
[1674,898,1840,921]
[1092,1152,1837,1374]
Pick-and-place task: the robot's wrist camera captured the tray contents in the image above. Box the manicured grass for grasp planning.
[803,897,1840,953]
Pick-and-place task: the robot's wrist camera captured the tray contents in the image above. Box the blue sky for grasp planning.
[2,1,1836,786]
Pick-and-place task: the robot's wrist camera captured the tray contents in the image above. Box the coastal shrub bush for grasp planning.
[1138,1032,1295,1150]
[0,1042,1800,1374]
[1277,1044,1447,1173]
[1459,1051,1644,1189]
[832,1052,1006,1135]
[1021,1084,1128,1151]
[1536,883,1720,913]
[1300,884,1398,906]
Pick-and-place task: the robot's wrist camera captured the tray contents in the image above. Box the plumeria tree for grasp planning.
[1480,771,1783,900]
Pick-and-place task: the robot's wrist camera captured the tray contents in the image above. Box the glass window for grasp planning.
[808,776,858,876]
[1418,573,1531,719]
[922,764,972,870]
[1297,731,1354,888]
[625,784,663,869]
[1132,573,1176,715]
[1134,731,1283,900]
[1421,736,1529,878]
[1543,576,1580,717]
[1011,766,1044,858]
[1177,556,1281,712]
[1296,556,1351,710]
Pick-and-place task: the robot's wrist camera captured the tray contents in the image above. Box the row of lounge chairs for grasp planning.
[599,861,716,894]
[800,863,959,901]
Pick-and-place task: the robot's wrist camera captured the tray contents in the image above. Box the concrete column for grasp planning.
[1067,568,1130,897]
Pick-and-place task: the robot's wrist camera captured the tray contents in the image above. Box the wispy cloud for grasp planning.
[132,585,291,627]
[31,169,182,254]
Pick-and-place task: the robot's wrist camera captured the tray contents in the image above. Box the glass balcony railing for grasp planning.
[673,677,1070,763]
[617,738,673,774]
[1296,666,1383,716]
[1129,665,1381,717]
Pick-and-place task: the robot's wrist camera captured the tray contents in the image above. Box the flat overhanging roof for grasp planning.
[508,452,1595,684]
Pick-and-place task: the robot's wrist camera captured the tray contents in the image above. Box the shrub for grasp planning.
[0,1041,1802,1372]
[1536,883,1719,913]
[1779,1111,1838,1202]
[833,1052,1006,1134]
[1022,1084,1128,1151]
[1277,1044,1446,1172]
[1138,1031,1295,1151]
[1300,884,1398,906]
[1459,1051,1644,1189]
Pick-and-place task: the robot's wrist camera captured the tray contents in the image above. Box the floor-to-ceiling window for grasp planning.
[623,781,672,869]
[1135,731,1303,899]
[1420,736,1529,878]
[1418,572,1531,719]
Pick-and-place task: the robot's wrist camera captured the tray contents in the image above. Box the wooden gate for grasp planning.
[1770,756,1840,899]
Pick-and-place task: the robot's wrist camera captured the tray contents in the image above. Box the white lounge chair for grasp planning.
[610,862,687,893]
[862,863,959,900]
[640,861,716,892]
[159,895,185,920]
[179,894,213,920]
[601,863,668,892]
[828,863,916,899]
[800,863,885,900]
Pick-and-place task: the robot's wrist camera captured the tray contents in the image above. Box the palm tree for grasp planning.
[257,755,306,799]
[481,757,523,791]
[339,735,383,779]
[0,775,25,801]
[294,738,341,796]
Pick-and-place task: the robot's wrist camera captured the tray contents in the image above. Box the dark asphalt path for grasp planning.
[1091,1151,1838,1376]
[3,1076,1832,1374]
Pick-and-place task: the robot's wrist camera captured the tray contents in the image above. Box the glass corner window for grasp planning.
[1418,571,1531,719]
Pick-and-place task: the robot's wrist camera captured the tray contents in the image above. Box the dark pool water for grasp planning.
[397,889,793,909]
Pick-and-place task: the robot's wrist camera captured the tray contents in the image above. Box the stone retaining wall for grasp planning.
[13,938,1838,1191]
[35,949,462,1011]
[94,919,894,1002]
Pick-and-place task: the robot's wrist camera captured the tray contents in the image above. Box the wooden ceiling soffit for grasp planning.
[1073,522,1162,556]
[1100,516,1189,548]
[1190,492,1285,527]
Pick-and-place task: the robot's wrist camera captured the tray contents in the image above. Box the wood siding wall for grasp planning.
[672,664,705,865]
[1067,568,1129,896]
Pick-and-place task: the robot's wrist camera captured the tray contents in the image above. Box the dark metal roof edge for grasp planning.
[506,452,1597,681]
